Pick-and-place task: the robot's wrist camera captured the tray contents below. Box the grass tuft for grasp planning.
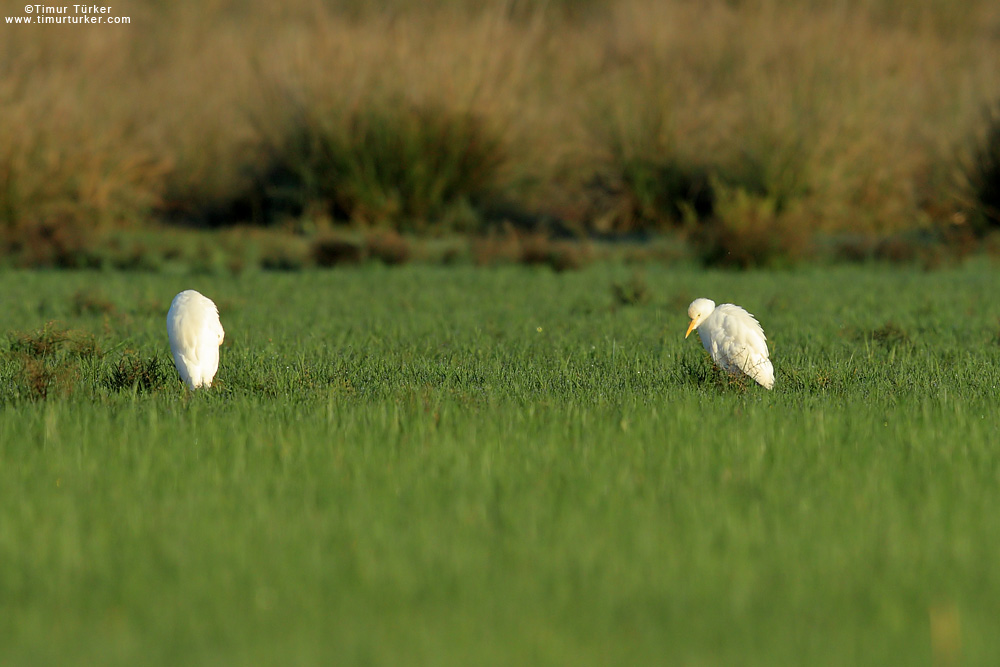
[4,324,99,402]
[71,290,116,317]
[104,353,171,394]
[611,272,651,306]
[9,324,99,360]
[867,321,913,348]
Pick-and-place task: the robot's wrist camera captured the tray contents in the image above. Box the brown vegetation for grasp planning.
[3,0,1000,267]
[6,324,100,400]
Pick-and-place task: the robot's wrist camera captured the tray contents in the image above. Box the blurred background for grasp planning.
[3,0,1000,270]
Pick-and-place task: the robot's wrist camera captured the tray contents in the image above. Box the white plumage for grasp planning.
[166,290,225,390]
[685,298,774,389]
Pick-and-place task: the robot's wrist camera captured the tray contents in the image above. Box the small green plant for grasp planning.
[104,353,170,393]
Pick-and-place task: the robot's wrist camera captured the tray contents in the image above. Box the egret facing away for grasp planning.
[167,290,225,390]
[685,298,774,389]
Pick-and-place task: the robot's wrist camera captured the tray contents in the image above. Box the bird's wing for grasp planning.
[167,294,222,366]
[166,291,223,390]
[196,335,221,387]
[168,312,205,363]
[713,304,769,361]
[703,304,773,387]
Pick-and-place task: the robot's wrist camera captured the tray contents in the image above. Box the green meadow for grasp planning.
[2,263,1000,665]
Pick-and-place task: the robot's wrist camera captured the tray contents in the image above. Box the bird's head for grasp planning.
[685,298,716,338]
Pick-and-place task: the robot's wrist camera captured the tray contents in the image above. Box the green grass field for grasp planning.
[2,263,999,665]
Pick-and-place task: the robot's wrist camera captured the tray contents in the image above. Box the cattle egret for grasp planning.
[166,290,225,390]
[685,298,774,389]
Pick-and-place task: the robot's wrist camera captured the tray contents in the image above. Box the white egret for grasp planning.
[685,298,774,389]
[166,290,225,390]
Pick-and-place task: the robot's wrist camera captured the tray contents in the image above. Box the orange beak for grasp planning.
[685,319,697,339]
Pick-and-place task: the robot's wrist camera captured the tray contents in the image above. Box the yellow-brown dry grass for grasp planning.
[2,0,999,238]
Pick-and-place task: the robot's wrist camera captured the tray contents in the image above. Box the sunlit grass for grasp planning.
[2,264,1000,664]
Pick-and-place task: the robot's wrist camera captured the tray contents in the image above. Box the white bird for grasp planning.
[685,298,774,389]
[166,290,225,390]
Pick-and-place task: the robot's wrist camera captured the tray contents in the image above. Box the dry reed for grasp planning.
[2,0,1000,261]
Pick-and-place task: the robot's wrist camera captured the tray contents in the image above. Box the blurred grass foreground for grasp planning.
[3,0,1000,268]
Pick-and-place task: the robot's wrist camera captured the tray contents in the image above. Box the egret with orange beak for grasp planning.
[685,298,774,389]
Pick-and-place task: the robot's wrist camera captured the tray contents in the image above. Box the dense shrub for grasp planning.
[0,218,102,268]
[588,160,716,233]
[692,185,812,269]
[230,101,507,231]
[965,104,1000,234]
